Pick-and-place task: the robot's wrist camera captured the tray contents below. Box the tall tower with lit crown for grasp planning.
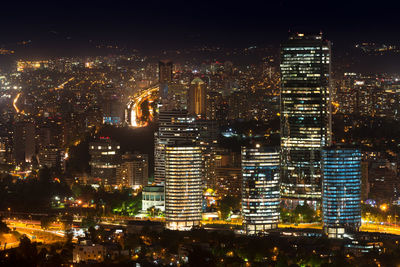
[188,77,207,118]
[280,33,332,206]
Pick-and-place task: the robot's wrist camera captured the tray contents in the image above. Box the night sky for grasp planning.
[1,1,399,46]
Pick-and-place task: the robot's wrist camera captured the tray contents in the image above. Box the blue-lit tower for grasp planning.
[322,146,361,238]
[241,144,280,235]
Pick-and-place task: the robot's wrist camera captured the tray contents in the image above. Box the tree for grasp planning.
[147,206,161,217]
[17,235,38,265]
[218,196,241,220]
[0,216,10,233]
[140,100,150,123]
[111,191,142,216]
[60,214,73,230]
[81,216,97,228]
[293,203,316,223]
[64,229,74,246]
[124,234,141,251]
[40,216,54,230]
[188,244,215,267]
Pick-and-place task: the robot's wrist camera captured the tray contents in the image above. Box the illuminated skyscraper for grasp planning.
[154,109,197,184]
[322,146,361,238]
[280,33,332,205]
[242,145,280,235]
[165,144,202,230]
[188,77,207,118]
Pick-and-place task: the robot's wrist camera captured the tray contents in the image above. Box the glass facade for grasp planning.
[322,147,361,238]
[165,145,202,230]
[241,145,280,235]
[280,33,332,202]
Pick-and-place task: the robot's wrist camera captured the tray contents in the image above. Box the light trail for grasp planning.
[12,77,74,115]
[128,85,159,127]
[13,92,21,113]
[54,77,75,90]
[360,223,400,235]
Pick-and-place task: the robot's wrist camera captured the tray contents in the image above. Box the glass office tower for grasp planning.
[322,146,361,238]
[165,144,202,230]
[280,33,332,205]
[242,145,280,235]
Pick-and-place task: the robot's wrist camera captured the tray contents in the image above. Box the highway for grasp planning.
[360,223,400,235]
[5,216,400,245]
[2,219,68,250]
[127,85,159,127]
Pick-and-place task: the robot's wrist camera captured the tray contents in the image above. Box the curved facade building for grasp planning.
[241,145,280,235]
[322,147,361,238]
[165,145,202,230]
[154,109,197,185]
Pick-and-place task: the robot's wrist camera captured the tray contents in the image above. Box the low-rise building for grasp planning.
[142,185,165,211]
[73,240,106,263]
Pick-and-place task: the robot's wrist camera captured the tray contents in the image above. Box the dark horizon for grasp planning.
[1,1,400,74]
[1,1,400,49]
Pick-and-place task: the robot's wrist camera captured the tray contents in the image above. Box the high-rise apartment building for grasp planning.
[322,146,361,238]
[206,91,223,121]
[280,33,332,205]
[13,121,36,165]
[116,152,148,189]
[0,136,12,164]
[38,145,60,169]
[188,77,207,118]
[242,144,280,235]
[165,144,202,230]
[214,149,242,198]
[89,137,121,185]
[194,119,218,188]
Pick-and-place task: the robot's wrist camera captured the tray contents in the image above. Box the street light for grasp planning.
[380,203,388,212]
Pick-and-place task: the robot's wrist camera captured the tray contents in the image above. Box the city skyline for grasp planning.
[2,2,400,265]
